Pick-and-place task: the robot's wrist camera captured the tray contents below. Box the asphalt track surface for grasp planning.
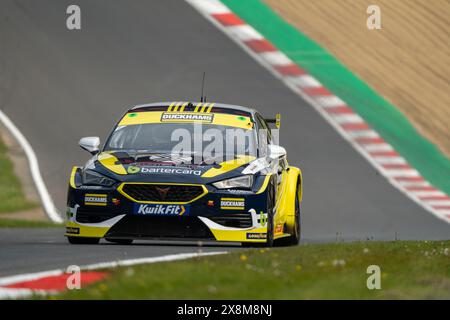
[0,0,449,276]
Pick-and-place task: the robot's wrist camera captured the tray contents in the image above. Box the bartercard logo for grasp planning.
[134,204,189,216]
[127,166,201,176]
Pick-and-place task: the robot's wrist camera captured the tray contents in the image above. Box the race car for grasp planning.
[65,102,302,246]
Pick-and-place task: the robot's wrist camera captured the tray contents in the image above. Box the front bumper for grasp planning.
[65,176,271,243]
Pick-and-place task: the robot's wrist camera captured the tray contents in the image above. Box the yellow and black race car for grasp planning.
[65,102,302,246]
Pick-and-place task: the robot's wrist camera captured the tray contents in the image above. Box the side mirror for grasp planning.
[79,137,100,155]
[267,144,286,160]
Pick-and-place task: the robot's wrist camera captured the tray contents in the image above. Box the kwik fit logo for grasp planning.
[134,204,188,216]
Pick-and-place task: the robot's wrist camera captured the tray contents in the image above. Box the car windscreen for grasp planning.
[104,123,257,157]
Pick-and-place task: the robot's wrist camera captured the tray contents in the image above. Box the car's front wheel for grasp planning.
[67,236,100,244]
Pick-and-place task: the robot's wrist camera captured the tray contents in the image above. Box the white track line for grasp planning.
[0,110,62,223]
[0,251,227,299]
[80,251,227,270]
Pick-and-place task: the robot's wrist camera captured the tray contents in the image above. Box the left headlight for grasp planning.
[82,170,116,187]
[213,175,254,190]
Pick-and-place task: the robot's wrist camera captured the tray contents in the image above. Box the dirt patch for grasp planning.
[264,0,450,157]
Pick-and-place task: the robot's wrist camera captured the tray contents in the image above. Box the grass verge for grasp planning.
[0,137,36,213]
[57,240,449,299]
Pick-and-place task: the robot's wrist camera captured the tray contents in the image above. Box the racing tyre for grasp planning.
[67,236,100,244]
[263,180,275,247]
[105,238,133,245]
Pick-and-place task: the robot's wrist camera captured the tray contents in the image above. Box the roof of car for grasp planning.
[128,102,256,115]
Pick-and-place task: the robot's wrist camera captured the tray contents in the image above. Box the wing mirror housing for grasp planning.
[79,137,100,155]
[267,144,286,160]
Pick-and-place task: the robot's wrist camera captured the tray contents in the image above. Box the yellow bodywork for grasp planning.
[65,167,303,242]
[97,153,127,175]
[66,104,303,243]
[208,226,268,243]
[118,110,253,130]
[69,166,79,188]
[65,221,111,238]
[275,166,302,237]
[202,155,256,178]
[198,167,302,243]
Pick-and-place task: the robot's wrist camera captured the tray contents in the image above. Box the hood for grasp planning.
[93,151,256,183]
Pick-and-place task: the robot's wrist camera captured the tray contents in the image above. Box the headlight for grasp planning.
[242,157,269,175]
[213,175,254,189]
[82,170,116,187]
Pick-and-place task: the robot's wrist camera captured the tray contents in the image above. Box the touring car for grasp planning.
[65,102,302,246]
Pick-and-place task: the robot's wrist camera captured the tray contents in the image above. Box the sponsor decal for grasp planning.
[133,204,189,216]
[127,166,140,174]
[66,227,80,234]
[161,112,214,123]
[258,212,268,227]
[248,209,269,228]
[84,194,107,206]
[275,225,283,235]
[127,166,201,176]
[78,185,104,190]
[246,232,267,240]
[220,198,245,210]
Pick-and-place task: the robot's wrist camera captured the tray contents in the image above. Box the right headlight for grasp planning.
[82,170,116,187]
[213,175,254,190]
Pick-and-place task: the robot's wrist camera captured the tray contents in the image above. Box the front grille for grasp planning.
[76,210,119,223]
[105,215,215,239]
[210,213,253,228]
[121,184,205,203]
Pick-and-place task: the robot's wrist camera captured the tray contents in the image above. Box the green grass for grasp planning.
[0,219,60,228]
[57,240,450,299]
[0,137,36,213]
